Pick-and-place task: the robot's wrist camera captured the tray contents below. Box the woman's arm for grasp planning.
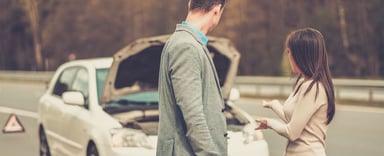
[262,85,325,141]
[265,100,287,122]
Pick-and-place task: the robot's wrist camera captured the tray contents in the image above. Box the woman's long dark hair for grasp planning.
[286,27,335,124]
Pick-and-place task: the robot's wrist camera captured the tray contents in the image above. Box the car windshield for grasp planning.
[103,91,249,133]
[116,91,158,104]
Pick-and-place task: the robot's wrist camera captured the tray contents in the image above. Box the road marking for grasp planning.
[0,106,38,119]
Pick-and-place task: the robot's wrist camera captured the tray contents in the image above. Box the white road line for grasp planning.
[0,106,38,119]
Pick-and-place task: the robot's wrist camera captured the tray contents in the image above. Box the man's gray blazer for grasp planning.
[157,24,228,156]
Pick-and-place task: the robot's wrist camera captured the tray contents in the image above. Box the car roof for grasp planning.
[65,57,113,69]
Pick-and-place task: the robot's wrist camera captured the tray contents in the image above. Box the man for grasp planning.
[157,0,227,156]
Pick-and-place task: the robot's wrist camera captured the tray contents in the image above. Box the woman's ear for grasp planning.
[285,48,291,54]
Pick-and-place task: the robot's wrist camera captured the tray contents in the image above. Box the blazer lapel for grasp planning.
[202,46,224,100]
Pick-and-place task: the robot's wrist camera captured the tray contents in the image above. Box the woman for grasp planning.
[255,27,335,156]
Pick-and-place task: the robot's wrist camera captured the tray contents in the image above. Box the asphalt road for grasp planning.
[0,81,44,156]
[0,81,383,156]
[236,98,384,156]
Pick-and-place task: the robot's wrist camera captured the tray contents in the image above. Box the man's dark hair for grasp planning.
[189,0,226,12]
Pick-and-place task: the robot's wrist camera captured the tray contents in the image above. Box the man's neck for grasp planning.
[185,12,212,35]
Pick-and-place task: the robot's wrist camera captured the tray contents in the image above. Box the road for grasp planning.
[0,81,44,156]
[0,81,384,156]
[236,98,384,156]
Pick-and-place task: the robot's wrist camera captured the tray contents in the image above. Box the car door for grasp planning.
[43,67,78,156]
[60,67,93,156]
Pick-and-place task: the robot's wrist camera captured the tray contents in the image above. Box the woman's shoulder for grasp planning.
[298,80,327,103]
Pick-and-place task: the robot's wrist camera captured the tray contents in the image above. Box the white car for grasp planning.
[38,35,269,156]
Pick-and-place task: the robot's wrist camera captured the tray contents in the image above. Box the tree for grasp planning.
[22,0,43,70]
[0,0,383,77]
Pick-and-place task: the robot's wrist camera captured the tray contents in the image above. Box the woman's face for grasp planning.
[286,48,301,74]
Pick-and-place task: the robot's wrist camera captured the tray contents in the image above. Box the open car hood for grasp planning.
[102,35,240,104]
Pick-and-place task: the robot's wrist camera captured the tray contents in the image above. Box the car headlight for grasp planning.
[242,123,264,144]
[110,128,154,149]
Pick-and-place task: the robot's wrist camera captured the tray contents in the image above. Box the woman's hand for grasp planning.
[262,100,271,108]
[255,119,268,130]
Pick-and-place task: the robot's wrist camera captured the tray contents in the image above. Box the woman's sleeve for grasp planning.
[266,85,325,141]
[269,100,287,122]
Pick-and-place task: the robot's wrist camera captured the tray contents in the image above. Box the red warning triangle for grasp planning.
[2,114,25,133]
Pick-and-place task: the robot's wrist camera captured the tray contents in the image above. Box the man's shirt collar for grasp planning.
[181,21,208,45]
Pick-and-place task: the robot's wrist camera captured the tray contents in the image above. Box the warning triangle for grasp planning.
[2,114,25,133]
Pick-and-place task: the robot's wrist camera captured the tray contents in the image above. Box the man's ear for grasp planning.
[213,4,222,15]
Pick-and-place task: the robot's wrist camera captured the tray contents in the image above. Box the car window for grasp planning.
[52,67,78,96]
[96,68,109,104]
[71,68,89,100]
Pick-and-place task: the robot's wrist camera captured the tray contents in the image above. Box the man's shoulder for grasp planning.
[170,30,199,43]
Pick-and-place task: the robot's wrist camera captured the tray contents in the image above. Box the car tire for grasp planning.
[87,142,99,156]
[39,127,51,156]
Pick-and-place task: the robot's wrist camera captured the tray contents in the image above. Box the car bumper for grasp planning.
[101,141,268,156]
[101,147,155,156]
[228,139,269,156]
[227,130,269,156]
[98,133,268,156]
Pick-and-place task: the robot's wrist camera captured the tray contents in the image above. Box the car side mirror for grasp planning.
[229,88,240,101]
[62,91,85,106]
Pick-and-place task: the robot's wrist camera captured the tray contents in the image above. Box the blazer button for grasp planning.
[224,133,228,137]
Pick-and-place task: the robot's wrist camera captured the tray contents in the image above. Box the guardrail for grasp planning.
[234,76,384,104]
[0,71,54,83]
[1,71,383,104]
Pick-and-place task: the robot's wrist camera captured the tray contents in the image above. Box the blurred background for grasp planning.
[1,0,383,78]
[1,1,384,156]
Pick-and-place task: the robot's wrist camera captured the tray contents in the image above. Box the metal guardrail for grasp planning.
[1,71,383,104]
[0,71,54,83]
[234,76,384,104]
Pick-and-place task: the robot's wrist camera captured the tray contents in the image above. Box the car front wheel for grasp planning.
[87,142,99,156]
[39,127,51,156]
